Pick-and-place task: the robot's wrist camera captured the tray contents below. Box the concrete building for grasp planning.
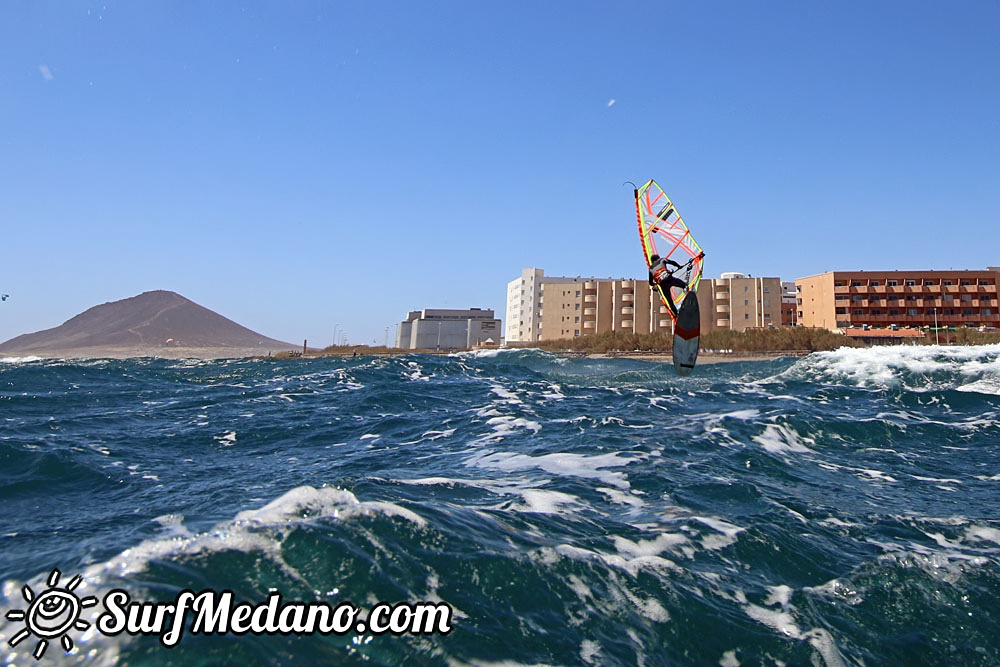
[795,269,1000,330]
[505,268,592,342]
[540,278,673,341]
[509,267,789,342]
[781,281,798,327]
[698,273,783,333]
[396,308,501,350]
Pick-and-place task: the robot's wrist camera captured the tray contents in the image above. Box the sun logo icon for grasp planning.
[5,569,98,660]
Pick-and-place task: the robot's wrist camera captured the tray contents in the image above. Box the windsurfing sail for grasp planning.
[634,179,704,318]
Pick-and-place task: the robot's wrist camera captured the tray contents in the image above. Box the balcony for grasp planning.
[716,304,731,313]
[658,319,672,328]
[621,293,634,303]
[584,308,596,316]
[584,281,597,290]
[834,286,849,294]
[621,320,634,328]
[621,307,634,315]
[620,280,632,288]
[583,321,595,329]
[715,291,730,300]
[584,295,596,303]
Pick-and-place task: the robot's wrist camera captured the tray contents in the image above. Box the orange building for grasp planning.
[795,269,1000,330]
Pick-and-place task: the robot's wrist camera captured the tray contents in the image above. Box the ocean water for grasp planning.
[1,346,999,666]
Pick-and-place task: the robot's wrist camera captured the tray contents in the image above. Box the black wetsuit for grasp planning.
[649,257,687,317]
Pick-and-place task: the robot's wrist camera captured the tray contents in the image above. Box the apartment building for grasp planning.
[509,268,788,342]
[795,269,1000,330]
[505,269,595,342]
[781,281,797,327]
[396,308,501,350]
[540,278,673,341]
[699,273,783,333]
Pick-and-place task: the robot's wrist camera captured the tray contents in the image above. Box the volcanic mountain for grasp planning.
[0,290,297,358]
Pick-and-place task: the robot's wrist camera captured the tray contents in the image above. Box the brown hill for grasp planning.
[0,290,297,358]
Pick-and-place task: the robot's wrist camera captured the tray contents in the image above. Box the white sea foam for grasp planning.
[752,423,814,455]
[515,489,580,514]
[965,525,1000,545]
[693,517,745,550]
[719,649,741,667]
[0,355,42,364]
[213,430,237,446]
[466,451,639,489]
[795,343,1000,389]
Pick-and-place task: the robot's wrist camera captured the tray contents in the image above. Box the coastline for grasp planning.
[1,346,806,364]
[586,351,809,364]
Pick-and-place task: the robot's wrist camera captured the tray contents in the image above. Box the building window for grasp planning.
[871,309,882,315]
[923,280,936,286]
[889,309,900,315]
[887,280,898,286]
[763,287,770,293]
[908,309,919,316]
[963,309,974,315]
[763,299,770,306]
[943,280,954,286]
[576,290,581,297]
[961,280,974,286]
[905,280,916,286]
[851,281,862,287]
[575,303,580,310]
[984,309,994,316]
[870,280,880,286]
[744,313,749,319]
[798,311,803,318]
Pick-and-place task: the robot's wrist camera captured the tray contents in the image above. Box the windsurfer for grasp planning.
[648,253,688,317]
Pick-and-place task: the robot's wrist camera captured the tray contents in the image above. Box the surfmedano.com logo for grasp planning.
[5,569,98,660]
[5,568,453,661]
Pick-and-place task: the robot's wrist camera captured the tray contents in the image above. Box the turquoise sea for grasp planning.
[2,346,999,665]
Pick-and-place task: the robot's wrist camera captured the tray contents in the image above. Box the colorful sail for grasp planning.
[634,179,704,317]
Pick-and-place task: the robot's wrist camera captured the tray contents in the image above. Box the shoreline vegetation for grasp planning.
[270,327,1000,362]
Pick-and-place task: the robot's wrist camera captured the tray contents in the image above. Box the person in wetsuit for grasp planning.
[648,253,690,318]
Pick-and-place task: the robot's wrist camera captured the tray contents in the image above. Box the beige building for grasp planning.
[510,268,787,342]
[539,278,673,341]
[506,269,591,342]
[795,269,1000,330]
[697,273,783,333]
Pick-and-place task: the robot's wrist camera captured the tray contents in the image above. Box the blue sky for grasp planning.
[1,1,998,347]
